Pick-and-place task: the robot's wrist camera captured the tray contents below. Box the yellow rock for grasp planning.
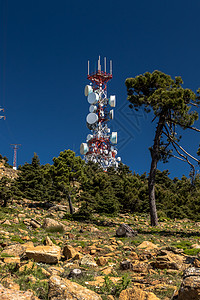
[63,244,82,260]
[48,266,64,276]
[87,276,121,287]
[25,245,61,263]
[116,240,124,246]
[4,257,20,264]
[119,287,160,300]
[102,266,113,275]
[0,283,39,300]
[2,277,20,290]
[130,251,139,260]
[137,241,158,250]
[97,256,108,266]
[49,275,102,299]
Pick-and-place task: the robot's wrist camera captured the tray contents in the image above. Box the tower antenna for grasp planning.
[110,60,112,75]
[80,56,121,170]
[10,144,21,170]
[88,60,90,75]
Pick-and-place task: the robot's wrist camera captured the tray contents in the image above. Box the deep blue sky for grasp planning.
[0,0,200,178]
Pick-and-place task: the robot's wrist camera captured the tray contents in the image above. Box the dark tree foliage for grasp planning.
[126,71,200,226]
[15,153,52,201]
[78,162,148,218]
[4,149,200,222]
[0,177,14,207]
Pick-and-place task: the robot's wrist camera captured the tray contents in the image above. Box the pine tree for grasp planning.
[51,150,85,214]
[126,71,200,225]
[15,153,51,201]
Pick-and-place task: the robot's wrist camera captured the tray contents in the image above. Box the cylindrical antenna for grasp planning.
[110,60,112,75]
[98,55,101,71]
[88,60,89,75]
[104,57,106,73]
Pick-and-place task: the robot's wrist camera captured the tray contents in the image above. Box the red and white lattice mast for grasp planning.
[80,56,121,170]
[10,144,21,170]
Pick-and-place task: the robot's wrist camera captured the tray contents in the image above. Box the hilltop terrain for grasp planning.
[0,152,200,299]
[0,199,200,299]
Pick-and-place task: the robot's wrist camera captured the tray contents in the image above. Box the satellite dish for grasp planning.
[88,92,99,104]
[84,85,93,97]
[110,132,117,144]
[117,157,121,162]
[87,134,93,141]
[86,113,98,124]
[80,143,89,155]
[109,95,116,107]
[109,109,114,120]
[89,105,97,113]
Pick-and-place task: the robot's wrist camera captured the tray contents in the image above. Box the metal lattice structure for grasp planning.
[80,56,121,170]
[10,144,21,170]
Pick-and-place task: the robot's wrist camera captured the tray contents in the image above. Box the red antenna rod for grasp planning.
[10,144,21,170]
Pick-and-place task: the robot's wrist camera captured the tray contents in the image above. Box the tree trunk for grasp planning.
[148,115,165,226]
[67,193,74,214]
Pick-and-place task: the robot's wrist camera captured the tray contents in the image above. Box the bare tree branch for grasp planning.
[190,102,199,107]
[163,125,200,163]
[187,126,200,133]
[169,138,195,173]
[172,155,187,163]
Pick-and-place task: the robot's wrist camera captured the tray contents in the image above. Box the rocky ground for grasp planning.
[0,200,200,299]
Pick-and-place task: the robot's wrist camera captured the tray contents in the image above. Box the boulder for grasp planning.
[177,267,200,300]
[152,249,185,270]
[137,241,158,251]
[68,268,82,279]
[97,256,108,266]
[43,218,64,231]
[120,260,133,270]
[132,262,149,274]
[63,244,82,260]
[0,283,39,300]
[116,223,137,237]
[80,254,97,267]
[1,244,25,257]
[119,286,160,300]
[25,245,61,263]
[48,275,102,300]
[1,220,11,225]
[48,204,68,212]
[30,219,41,228]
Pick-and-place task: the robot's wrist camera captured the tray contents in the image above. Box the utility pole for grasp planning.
[10,144,21,170]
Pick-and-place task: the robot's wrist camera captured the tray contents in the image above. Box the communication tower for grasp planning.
[10,144,21,170]
[80,56,121,170]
